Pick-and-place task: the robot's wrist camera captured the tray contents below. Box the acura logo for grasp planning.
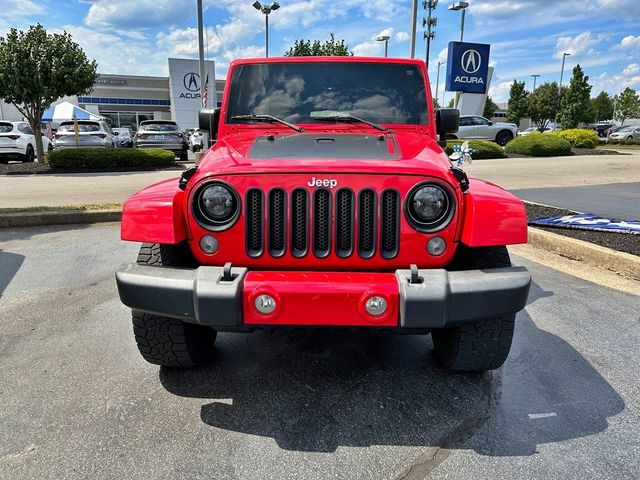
[461,49,481,74]
[183,72,200,92]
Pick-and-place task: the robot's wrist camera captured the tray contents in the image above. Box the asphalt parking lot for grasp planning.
[1,223,639,480]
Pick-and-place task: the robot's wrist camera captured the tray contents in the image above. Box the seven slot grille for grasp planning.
[245,188,400,259]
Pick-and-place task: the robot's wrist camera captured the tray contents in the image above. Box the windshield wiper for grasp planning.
[231,114,304,133]
[312,114,390,133]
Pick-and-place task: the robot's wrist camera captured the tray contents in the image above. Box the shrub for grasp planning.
[605,138,640,146]
[551,128,598,149]
[49,148,176,169]
[504,133,572,157]
[445,139,506,160]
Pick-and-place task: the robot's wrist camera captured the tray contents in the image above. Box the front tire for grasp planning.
[132,243,216,366]
[495,130,513,146]
[432,246,516,372]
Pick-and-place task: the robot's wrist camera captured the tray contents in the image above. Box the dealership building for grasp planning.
[0,58,224,131]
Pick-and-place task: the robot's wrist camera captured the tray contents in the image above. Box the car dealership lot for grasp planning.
[1,223,638,480]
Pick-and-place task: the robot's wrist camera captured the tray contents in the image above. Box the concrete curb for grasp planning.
[527,227,640,281]
[0,209,122,228]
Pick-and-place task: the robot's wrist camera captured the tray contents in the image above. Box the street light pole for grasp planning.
[253,1,280,58]
[553,52,571,128]
[448,2,469,42]
[435,60,443,106]
[531,74,540,91]
[197,0,206,106]
[375,35,390,57]
[410,0,418,58]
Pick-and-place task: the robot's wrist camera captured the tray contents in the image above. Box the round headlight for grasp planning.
[411,186,447,222]
[193,182,240,230]
[405,183,454,232]
[200,185,234,221]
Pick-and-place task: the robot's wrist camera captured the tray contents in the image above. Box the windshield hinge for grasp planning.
[450,167,469,193]
[178,166,198,191]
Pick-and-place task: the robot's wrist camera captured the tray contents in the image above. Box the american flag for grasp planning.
[202,73,209,108]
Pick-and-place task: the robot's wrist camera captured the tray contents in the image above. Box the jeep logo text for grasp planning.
[307,177,338,188]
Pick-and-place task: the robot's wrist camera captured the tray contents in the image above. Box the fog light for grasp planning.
[200,235,219,254]
[427,236,446,256]
[255,294,276,314]
[365,296,387,316]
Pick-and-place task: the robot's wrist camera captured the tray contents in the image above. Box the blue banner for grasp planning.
[446,41,490,94]
[531,214,640,235]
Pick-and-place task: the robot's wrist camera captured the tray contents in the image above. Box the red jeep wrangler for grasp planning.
[116,57,530,372]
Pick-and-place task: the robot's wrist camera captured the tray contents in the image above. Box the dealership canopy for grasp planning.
[41,102,102,123]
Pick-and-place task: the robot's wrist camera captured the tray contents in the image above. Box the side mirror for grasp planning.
[436,108,459,148]
[199,107,221,145]
[487,121,493,126]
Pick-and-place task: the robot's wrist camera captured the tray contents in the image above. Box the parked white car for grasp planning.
[54,120,115,149]
[450,115,518,146]
[0,121,52,163]
[518,127,553,136]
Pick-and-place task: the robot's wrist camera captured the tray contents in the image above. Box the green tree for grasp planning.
[432,97,440,109]
[590,91,614,121]
[613,87,640,126]
[527,82,560,131]
[506,80,529,126]
[447,98,455,108]
[285,33,352,56]
[558,64,592,129]
[0,24,97,163]
[483,96,499,119]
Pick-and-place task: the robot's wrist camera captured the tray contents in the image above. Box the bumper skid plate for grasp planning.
[116,264,531,329]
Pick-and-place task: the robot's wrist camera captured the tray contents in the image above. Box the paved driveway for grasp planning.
[512,182,640,220]
[0,224,638,479]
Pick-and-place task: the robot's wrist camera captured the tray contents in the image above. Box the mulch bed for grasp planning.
[0,162,187,175]
[525,202,640,257]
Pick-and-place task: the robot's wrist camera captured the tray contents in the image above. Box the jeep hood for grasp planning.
[197,131,454,177]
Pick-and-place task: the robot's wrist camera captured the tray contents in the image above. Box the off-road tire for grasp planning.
[432,246,516,372]
[132,242,216,366]
[495,130,513,146]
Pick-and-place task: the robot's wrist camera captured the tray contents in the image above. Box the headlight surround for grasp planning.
[193,181,241,231]
[405,182,455,232]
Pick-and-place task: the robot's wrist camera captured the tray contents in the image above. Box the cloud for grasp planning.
[489,80,513,103]
[51,25,166,76]
[86,0,192,29]
[395,31,410,42]
[591,63,640,93]
[619,35,640,54]
[352,27,395,57]
[553,31,604,59]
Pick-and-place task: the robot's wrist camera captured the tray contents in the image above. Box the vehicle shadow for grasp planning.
[0,223,93,243]
[159,281,624,456]
[0,250,25,298]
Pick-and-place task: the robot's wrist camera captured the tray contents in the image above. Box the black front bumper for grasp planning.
[116,264,531,330]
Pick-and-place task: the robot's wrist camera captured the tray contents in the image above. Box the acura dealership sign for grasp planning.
[445,41,491,94]
[168,58,216,129]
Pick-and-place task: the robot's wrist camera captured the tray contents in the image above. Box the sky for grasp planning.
[2,0,639,104]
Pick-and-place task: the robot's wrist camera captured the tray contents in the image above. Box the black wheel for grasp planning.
[47,143,53,153]
[24,144,35,162]
[132,243,216,366]
[495,130,513,146]
[192,145,197,153]
[432,245,515,372]
[179,150,188,162]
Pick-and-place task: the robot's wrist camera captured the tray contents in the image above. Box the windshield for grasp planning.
[114,128,131,136]
[618,126,633,132]
[139,122,179,132]
[226,62,429,125]
[59,122,100,132]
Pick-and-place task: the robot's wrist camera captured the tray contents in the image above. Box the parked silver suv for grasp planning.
[133,120,188,161]
[449,115,517,146]
[54,120,115,149]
